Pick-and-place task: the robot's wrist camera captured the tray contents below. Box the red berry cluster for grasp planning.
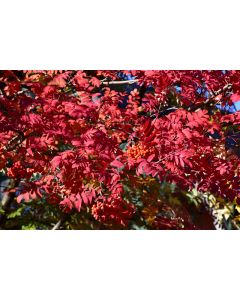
[126,142,155,159]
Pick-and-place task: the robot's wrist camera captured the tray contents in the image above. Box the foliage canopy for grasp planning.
[0,70,240,229]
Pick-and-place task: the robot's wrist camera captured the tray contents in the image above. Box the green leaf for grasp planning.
[7,207,24,219]
[119,142,127,151]
[22,224,37,230]
[0,208,5,214]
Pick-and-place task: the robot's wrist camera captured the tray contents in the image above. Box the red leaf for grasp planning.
[74,194,82,211]
[90,77,101,87]
[111,160,124,168]
[81,191,88,205]
[17,192,30,203]
[179,157,185,168]
[182,128,191,139]
[51,156,62,170]
[231,94,240,103]
[147,154,155,162]
[27,148,33,156]
[16,194,24,203]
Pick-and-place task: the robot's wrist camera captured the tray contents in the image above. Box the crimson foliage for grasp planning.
[0,70,239,229]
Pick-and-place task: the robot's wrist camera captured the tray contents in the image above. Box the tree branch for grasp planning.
[101,79,139,86]
[191,83,233,111]
[52,219,63,230]
[3,131,25,152]
[52,214,68,230]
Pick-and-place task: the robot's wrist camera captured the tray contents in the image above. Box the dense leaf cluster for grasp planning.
[0,70,240,229]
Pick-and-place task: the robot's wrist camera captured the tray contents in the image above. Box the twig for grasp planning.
[52,214,68,230]
[191,83,233,111]
[232,220,240,230]
[207,83,232,102]
[2,131,25,152]
[52,219,63,230]
[102,79,139,86]
[2,129,36,152]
